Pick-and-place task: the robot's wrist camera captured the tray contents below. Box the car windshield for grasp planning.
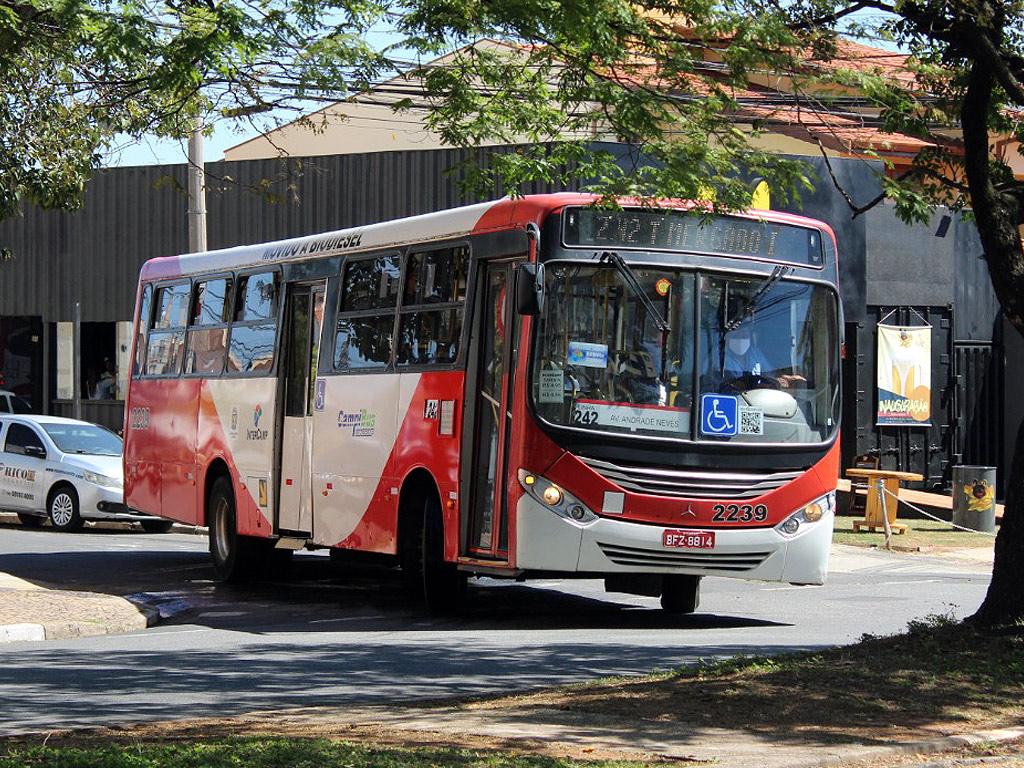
[42,423,123,456]
[530,264,839,444]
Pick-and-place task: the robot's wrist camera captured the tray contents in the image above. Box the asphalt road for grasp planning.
[0,517,994,737]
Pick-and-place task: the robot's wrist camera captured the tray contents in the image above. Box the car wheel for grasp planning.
[661,574,701,614]
[208,475,266,582]
[140,520,174,534]
[48,485,84,532]
[16,513,44,528]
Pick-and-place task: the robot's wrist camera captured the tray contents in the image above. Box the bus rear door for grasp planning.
[277,281,326,535]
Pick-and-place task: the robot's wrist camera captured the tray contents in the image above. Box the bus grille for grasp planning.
[598,542,771,571]
[579,456,801,500]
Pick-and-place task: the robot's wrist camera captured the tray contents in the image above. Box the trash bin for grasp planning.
[952,465,997,533]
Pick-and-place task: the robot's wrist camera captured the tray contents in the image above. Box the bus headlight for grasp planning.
[542,485,564,506]
[776,492,835,537]
[518,470,597,525]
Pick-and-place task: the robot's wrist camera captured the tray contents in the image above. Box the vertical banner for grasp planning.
[876,324,932,425]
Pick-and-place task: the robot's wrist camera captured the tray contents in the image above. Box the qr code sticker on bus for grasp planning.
[739,406,764,435]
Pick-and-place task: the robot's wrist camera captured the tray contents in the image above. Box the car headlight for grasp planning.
[83,470,123,489]
[776,492,834,537]
[518,469,598,525]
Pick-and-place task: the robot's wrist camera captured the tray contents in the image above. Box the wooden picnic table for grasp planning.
[846,468,924,534]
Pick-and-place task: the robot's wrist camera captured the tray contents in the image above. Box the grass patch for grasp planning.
[833,515,995,551]
[0,739,655,768]
[466,617,1024,745]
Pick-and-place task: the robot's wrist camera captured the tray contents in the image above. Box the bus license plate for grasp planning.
[663,530,715,549]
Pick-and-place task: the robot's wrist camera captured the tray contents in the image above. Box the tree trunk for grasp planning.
[968,416,1024,626]
[960,57,1024,627]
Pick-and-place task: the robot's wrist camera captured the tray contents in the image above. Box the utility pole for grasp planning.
[187,117,208,252]
[73,302,81,421]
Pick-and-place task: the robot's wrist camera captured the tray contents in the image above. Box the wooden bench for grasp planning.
[835,480,1004,521]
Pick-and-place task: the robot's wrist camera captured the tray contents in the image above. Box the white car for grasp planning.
[0,389,33,414]
[0,415,173,533]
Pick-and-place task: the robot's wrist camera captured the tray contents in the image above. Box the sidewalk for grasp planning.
[0,570,156,642]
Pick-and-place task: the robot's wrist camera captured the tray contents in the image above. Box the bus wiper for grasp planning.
[724,265,790,331]
[599,251,671,333]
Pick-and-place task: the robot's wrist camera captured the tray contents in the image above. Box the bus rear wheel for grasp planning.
[661,574,701,614]
[208,476,265,582]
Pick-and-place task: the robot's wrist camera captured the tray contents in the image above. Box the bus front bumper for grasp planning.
[514,495,833,585]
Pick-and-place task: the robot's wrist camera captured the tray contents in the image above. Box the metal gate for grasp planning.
[953,341,1004,491]
[846,305,956,491]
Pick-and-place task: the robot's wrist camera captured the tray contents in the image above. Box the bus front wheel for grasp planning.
[661,574,701,614]
[420,494,465,615]
[208,476,265,582]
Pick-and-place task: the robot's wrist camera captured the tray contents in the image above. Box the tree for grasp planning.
[0,0,392,226]
[393,0,1024,627]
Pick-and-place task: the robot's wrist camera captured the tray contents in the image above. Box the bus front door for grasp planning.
[277,282,325,535]
[465,260,520,560]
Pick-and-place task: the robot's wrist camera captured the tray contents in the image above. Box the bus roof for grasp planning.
[139,193,836,282]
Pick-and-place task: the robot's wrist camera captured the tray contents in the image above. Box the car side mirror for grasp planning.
[516,263,545,316]
[24,445,46,459]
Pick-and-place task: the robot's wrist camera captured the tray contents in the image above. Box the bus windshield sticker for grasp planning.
[538,370,564,403]
[738,405,764,435]
[573,400,690,433]
[700,394,738,437]
[567,342,608,369]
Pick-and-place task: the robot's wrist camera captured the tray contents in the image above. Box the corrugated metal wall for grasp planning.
[0,145,571,323]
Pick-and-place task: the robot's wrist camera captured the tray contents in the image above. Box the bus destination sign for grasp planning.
[563,208,822,266]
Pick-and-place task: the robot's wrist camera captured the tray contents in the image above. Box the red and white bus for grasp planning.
[124,193,841,613]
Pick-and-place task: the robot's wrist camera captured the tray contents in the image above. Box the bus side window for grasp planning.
[334,254,400,370]
[145,282,189,376]
[132,285,153,379]
[227,272,279,374]
[396,246,468,367]
[185,277,231,375]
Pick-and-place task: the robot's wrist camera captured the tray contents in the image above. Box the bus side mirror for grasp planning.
[516,263,545,316]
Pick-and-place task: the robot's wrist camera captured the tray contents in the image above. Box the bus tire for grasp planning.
[661,574,701,614]
[421,494,465,615]
[208,476,264,583]
[48,484,84,532]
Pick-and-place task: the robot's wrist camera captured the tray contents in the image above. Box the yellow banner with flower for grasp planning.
[876,324,931,426]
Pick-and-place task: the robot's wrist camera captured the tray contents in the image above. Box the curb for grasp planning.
[0,590,161,644]
[0,623,46,643]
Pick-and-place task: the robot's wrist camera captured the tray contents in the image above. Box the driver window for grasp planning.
[5,423,45,456]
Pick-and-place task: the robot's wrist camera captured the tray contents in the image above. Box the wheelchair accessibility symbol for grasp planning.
[701,394,738,437]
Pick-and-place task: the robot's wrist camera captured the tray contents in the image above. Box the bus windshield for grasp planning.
[530,263,839,444]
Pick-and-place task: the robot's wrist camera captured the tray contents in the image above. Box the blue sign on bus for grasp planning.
[701,394,738,437]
